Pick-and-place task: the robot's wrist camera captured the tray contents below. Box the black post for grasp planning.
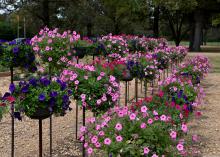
[144,80,147,98]
[48,66,52,157]
[135,78,138,102]
[39,119,43,157]
[82,106,86,157]
[151,81,154,95]
[125,81,128,106]
[10,66,14,157]
[76,58,79,140]
[49,116,52,157]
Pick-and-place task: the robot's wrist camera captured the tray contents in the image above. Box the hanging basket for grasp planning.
[27,107,52,120]
[121,69,133,82]
[72,47,87,59]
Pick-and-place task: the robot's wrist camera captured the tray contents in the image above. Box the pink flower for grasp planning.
[140,123,146,129]
[80,126,86,132]
[170,131,177,139]
[91,136,98,144]
[45,46,51,51]
[100,72,105,76]
[181,124,188,133]
[148,118,153,124]
[96,99,102,105]
[74,80,79,85]
[48,57,52,62]
[47,39,52,44]
[152,154,158,157]
[116,135,123,142]
[97,76,102,81]
[104,138,112,145]
[141,106,148,113]
[84,76,88,80]
[87,147,93,154]
[84,142,88,148]
[160,115,167,121]
[98,131,105,136]
[80,94,86,100]
[143,147,150,154]
[176,143,184,151]
[95,142,101,148]
[129,113,136,120]
[115,123,122,131]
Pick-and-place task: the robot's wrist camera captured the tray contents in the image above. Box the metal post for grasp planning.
[39,119,43,157]
[82,107,86,157]
[11,104,14,157]
[125,81,128,106]
[49,116,52,157]
[144,80,147,98]
[151,81,154,95]
[135,78,138,102]
[10,66,14,157]
[76,102,78,139]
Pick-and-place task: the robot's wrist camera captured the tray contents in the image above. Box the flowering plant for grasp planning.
[99,34,129,59]
[81,100,187,156]
[10,77,71,119]
[0,40,36,72]
[153,49,170,70]
[0,93,14,121]
[31,27,80,71]
[60,64,120,114]
[167,46,188,63]
[176,64,202,85]
[162,76,197,106]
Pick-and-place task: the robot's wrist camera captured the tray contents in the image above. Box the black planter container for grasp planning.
[72,47,87,59]
[27,107,52,120]
[121,69,133,82]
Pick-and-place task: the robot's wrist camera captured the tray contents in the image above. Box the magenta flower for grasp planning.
[129,113,136,120]
[181,124,188,133]
[140,123,146,129]
[104,138,112,145]
[170,131,177,139]
[116,135,123,142]
[176,143,184,151]
[143,147,150,154]
[115,123,122,131]
[87,147,93,154]
[160,115,167,121]
[141,106,148,113]
[148,118,153,124]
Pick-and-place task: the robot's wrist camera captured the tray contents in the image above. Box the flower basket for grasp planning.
[121,69,133,81]
[27,106,52,120]
[10,77,71,120]
[72,47,87,59]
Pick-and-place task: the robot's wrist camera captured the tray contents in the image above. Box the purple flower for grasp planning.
[29,78,37,86]
[50,91,58,97]
[21,85,29,93]
[40,78,50,86]
[38,93,46,101]
[9,83,15,93]
[13,47,19,54]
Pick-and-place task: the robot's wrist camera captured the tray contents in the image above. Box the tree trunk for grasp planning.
[42,0,50,27]
[153,7,160,38]
[192,10,204,52]
[87,23,92,37]
[189,16,195,51]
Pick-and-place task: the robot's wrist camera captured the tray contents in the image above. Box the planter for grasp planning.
[72,47,87,59]
[121,69,133,82]
[27,107,52,120]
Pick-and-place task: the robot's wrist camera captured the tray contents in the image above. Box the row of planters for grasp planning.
[0,27,188,120]
[0,27,193,157]
[79,55,210,157]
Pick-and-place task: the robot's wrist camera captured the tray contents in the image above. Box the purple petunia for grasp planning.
[9,83,15,93]
[39,93,46,101]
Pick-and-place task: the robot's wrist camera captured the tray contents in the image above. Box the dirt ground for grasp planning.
[0,52,220,157]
